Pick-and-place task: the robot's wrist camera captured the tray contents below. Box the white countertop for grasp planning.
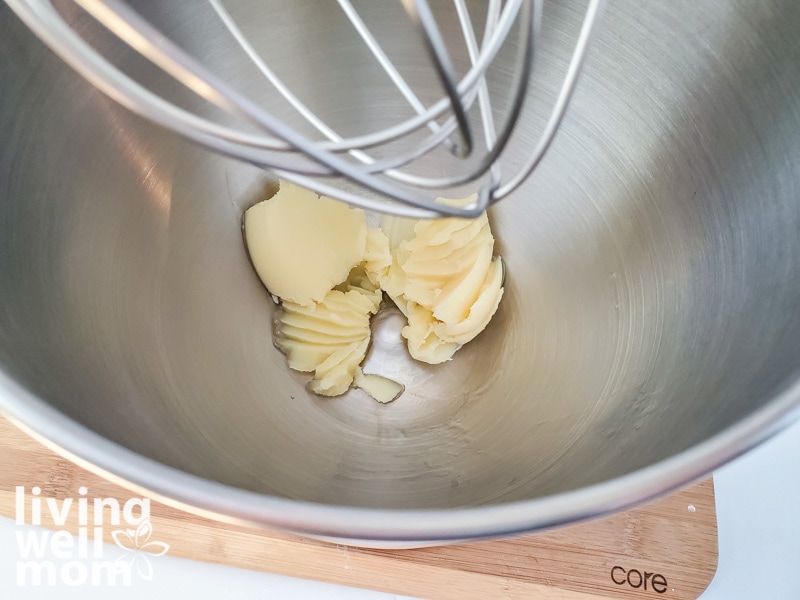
[3,418,800,600]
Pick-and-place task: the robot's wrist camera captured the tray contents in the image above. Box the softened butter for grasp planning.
[244,183,504,400]
[381,197,504,364]
[244,180,367,306]
[245,182,398,400]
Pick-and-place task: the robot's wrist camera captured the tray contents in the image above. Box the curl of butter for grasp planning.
[381,196,504,364]
[275,269,382,396]
[353,367,405,404]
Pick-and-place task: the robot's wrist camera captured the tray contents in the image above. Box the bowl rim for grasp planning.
[1,365,799,542]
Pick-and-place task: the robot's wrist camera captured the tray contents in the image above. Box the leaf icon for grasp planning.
[111,518,169,581]
[135,519,153,545]
[141,541,170,557]
[136,555,154,581]
[112,529,135,551]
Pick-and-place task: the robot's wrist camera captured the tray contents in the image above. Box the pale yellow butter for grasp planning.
[245,182,398,400]
[381,196,505,364]
[276,282,380,397]
[244,182,504,399]
[353,367,404,404]
[244,181,367,306]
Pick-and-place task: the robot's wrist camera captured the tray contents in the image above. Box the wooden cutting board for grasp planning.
[0,415,717,599]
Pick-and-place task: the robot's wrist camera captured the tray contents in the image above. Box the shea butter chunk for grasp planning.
[382,196,504,364]
[244,181,367,306]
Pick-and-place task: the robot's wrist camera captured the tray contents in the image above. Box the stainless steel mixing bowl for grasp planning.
[1,0,800,543]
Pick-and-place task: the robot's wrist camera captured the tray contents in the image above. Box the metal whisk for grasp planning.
[6,0,605,218]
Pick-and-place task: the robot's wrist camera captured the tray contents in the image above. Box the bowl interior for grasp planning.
[1,0,800,511]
